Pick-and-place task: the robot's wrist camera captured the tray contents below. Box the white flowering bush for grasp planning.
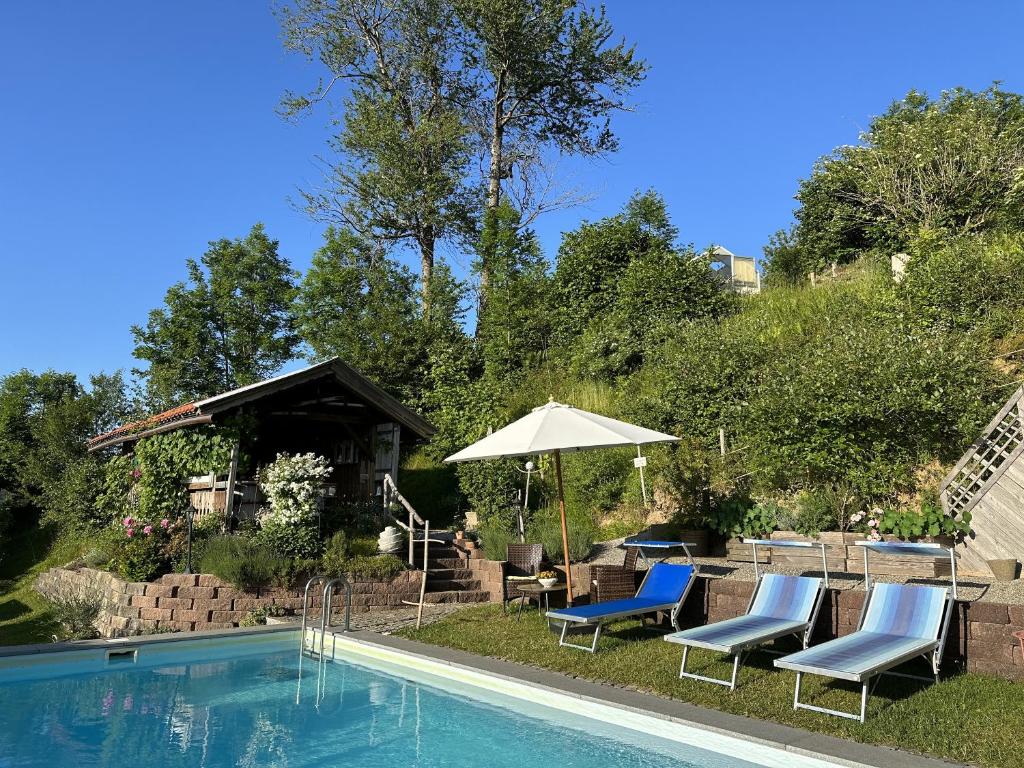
[261,453,333,524]
[256,453,333,558]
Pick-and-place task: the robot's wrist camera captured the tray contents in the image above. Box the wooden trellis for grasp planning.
[941,386,1024,575]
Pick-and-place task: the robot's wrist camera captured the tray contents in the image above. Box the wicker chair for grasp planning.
[589,546,642,603]
[502,543,544,612]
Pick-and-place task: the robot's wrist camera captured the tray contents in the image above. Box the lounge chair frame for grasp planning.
[671,539,830,690]
[552,553,696,653]
[782,541,958,722]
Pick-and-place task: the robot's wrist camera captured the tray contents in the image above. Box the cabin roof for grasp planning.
[87,358,435,451]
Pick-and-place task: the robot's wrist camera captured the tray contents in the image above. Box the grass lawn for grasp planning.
[0,526,82,646]
[399,604,1024,768]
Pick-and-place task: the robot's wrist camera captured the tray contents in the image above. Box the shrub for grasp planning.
[256,452,332,558]
[477,518,517,561]
[527,507,595,564]
[851,500,972,543]
[597,503,647,541]
[254,515,321,559]
[321,531,350,575]
[398,448,462,529]
[272,557,319,588]
[261,452,332,524]
[320,499,386,537]
[81,526,122,569]
[792,491,836,537]
[46,592,100,640]
[198,535,282,591]
[320,532,407,579]
[110,515,182,582]
[342,554,406,580]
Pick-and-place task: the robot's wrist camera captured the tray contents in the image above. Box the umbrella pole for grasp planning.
[554,449,574,606]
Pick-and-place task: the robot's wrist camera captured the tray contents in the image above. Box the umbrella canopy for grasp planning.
[444,401,679,462]
[444,401,679,604]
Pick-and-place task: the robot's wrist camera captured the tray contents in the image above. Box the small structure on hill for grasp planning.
[941,386,1024,576]
[88,358,434,521]
[701,245,761,294]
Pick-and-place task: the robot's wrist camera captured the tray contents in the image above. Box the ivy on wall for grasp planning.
[95,426,242,524]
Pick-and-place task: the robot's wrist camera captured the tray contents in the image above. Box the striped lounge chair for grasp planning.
[547,562,696,653]
[775,580,954,722]
[665,573,826,690]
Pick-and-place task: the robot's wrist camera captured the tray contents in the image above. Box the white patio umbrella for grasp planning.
[444,401,679,604]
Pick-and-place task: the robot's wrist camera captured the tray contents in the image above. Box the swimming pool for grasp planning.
[0,630,840,768]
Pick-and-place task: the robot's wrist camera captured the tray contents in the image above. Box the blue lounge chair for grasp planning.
[665,539,829,690]
[547,562,696,652]
[775,541,957,722]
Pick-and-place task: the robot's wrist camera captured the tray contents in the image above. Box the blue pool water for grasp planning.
[0,636,767,768]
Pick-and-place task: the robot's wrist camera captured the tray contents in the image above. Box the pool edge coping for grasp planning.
[330,630,970,768]
[0,624,297,658]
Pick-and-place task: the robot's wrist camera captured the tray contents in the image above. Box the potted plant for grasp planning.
[537,570,558,587]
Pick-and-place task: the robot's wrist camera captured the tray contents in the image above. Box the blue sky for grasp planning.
[2,1,1022,385]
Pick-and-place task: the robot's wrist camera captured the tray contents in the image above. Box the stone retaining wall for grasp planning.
[684,577,1024,681]
[35,566,425,638]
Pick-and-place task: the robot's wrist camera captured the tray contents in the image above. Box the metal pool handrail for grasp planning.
[318,576,353,658]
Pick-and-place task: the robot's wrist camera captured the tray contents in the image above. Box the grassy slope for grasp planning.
[0,526,82,645]
[400,604,1024,768]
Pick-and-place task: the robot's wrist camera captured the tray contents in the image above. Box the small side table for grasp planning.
[515,583,564,628]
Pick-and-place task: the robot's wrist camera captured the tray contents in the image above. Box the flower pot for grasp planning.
[987,558,1019,582]
[538,578,557,587]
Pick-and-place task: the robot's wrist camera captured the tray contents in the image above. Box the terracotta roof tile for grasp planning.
[88,402,200,447]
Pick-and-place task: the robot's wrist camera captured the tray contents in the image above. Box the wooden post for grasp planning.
[223,443,239,524]
[636,445,649,507]
[719,428,727,456]
[554,449,574,606]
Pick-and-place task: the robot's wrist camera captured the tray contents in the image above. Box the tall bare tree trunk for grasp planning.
[419,227,435,319]
[478,70,507,334]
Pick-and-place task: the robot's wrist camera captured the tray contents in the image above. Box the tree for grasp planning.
[761,227,810,286]
[475,202,552,382]
[793,86,1024,267]
[132,224,299,407]
[278,0,477,308]
[553,190,677,347]
[0,369,135,539]
[455,0,647,290]
[296,227,427,402]
[277,0,646,308]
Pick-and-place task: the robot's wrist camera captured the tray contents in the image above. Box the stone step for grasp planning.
[422,589,490,604]
[427,557,470,569]
[426,578,482,592]
[426,567,475,580]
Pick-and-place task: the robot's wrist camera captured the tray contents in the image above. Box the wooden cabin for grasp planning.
[87,359,435,521]
[941,386,1024,576]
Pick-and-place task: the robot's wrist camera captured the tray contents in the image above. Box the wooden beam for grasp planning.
[223,443,240,521]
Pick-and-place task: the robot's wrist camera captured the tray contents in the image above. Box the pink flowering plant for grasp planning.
[848,508,885,542]
[111,514,182,582]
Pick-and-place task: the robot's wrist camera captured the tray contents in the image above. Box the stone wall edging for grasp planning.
[35,566,423,638]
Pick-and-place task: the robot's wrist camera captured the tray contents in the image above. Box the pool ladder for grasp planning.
[299,575,352,663]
